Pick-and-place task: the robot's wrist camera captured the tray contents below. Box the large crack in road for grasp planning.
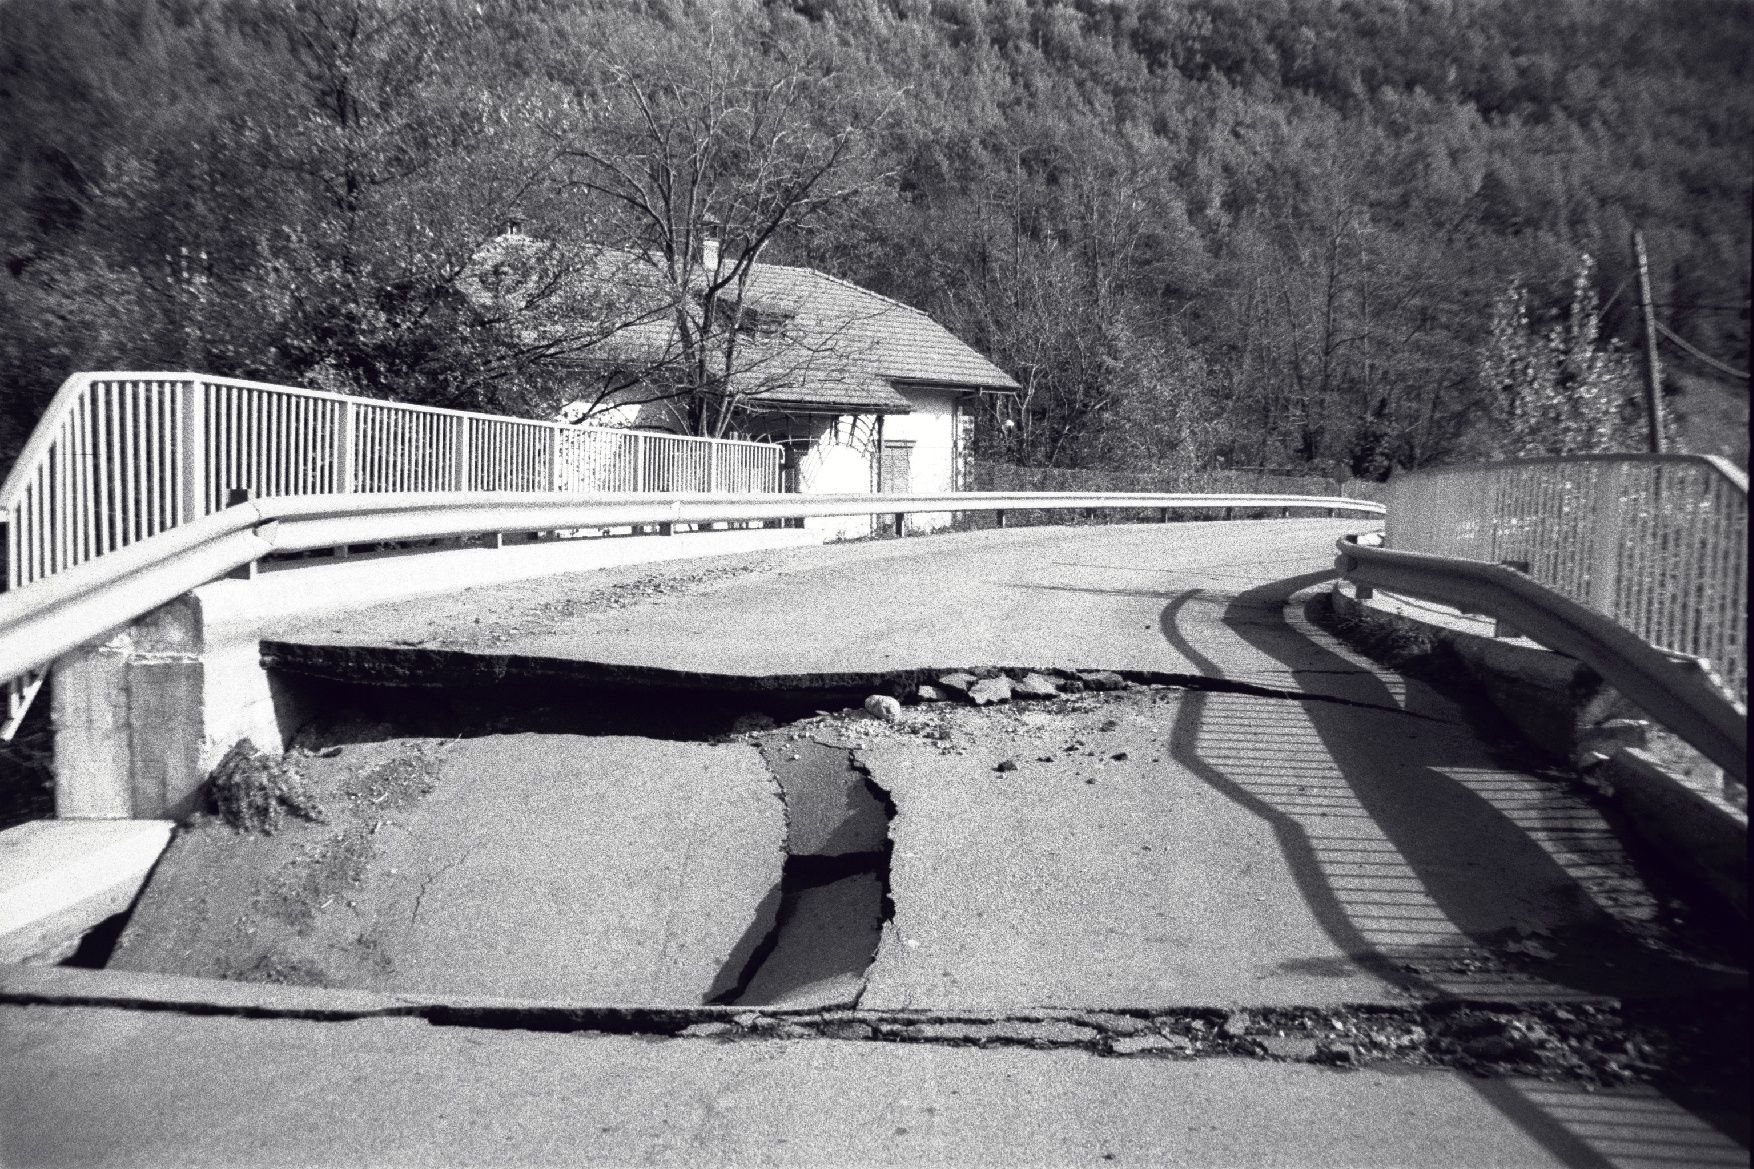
[72,652,1747,1122]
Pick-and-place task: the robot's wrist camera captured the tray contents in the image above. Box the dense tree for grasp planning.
[2,0,1748,479]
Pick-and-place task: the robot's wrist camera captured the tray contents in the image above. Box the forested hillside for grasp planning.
[2,0,1749,480]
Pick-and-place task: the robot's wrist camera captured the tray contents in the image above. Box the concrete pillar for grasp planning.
[51,596,297,820]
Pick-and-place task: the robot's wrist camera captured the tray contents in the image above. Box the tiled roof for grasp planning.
[741,264,1020,397]
[513,242,1018,415]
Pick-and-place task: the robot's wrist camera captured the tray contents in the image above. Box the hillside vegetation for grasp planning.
[2,0,1748,479]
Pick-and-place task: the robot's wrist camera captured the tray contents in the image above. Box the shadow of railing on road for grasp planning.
[1157,568,1747,1167]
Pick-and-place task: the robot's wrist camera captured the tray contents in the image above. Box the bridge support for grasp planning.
[52,597,300,820]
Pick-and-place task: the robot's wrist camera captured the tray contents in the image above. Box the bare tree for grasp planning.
[553,26,889,437]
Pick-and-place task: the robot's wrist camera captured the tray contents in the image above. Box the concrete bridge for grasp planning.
[0,375,1747,1166]
[5,516,1750,1167]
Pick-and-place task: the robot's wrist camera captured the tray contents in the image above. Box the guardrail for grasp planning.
[1335,536,1746,786]
[0,489,1384,693]
[0,372,784,593]
[1380,454,1747,704]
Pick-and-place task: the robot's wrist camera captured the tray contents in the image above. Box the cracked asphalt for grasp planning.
[4,519,1748,1166]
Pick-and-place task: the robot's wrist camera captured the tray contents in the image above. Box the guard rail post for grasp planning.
[179,380,207,522]
[224,489,257,580]
[1588,463,1626,613]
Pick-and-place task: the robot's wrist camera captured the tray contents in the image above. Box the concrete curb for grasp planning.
[1592,748,1747,922]
[0,820,174,963]
[1329,583,1617,760]
[1326,584,1746,923]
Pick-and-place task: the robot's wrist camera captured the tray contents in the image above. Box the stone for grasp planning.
[1109,1034,1180,1055]
[1220,1011,1251,1038]
[680,1021,735,1039]
[1012,673,1061,700]
[863,695,903,722]
[968,677,1013,706]
[1077,671,1127,692]
[994,759,1019,773]
[1259,1035,1320,1060]
[913,684,949,703]
[936,672,977,696]
[1314,1042,1357,1066]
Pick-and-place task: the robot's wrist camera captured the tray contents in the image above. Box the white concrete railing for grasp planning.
[0,372,784,593]
[1381,454,1748,705]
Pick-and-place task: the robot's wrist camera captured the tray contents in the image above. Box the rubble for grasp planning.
[863,695,903,722]
[1012,673,1061,699]
[968,677,1013,706]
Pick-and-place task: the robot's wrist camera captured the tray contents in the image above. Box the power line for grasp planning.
[1656,320,1751,380]
[1652,303,1751,312]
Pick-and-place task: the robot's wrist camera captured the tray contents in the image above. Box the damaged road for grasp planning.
[15,520,1748,1166]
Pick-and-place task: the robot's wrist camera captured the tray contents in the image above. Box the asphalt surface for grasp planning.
[9,519,1746,1166]
[4,1005,1747,1168]
[269,519,1404,699]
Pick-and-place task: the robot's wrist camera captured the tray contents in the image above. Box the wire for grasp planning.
[1656,321,1751,380]
[1652,303,1751,312]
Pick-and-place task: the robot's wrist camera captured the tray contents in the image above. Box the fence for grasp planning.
[0,373,783,592]
[1381,454,1748,704]
[967,462,1381,524]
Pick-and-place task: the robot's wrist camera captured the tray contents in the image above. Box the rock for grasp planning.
[968,677,1014,706]
[1078,671,1127,692]
[1012,673,1061,699]
[994,759,1019,773]
[1219,1011,1251,1038]
[1110,751,1130,761]
[1313,1042,1357,1066]
[1110,1034,1179,1055]
[913,684,949,703]
[1259,1035,1320,1060]
[680,1021,735,1039]
[937,672,977,696]
[863,695,903,722]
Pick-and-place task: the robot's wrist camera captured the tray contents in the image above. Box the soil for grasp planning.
[108,739,446,986]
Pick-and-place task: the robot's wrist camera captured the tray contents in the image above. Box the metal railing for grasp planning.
[0,372,784,593]
[1380,455,1747,704]
[1336,536,1746,786]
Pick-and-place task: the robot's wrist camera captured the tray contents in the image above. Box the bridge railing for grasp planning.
[0,372,784,593]
[1380,454,1748,705]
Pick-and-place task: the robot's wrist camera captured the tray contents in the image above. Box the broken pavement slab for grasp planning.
[109,735,784,1004]
[264,521,1423,708]
[854,687,1744,1012]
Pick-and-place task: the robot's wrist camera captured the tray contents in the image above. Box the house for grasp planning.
[552,242,1020,539]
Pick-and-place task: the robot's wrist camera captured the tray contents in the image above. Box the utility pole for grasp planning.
[1632,230,1666,453]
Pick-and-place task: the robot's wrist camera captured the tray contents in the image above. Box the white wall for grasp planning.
[883,387,963,531]
[792,415,877,541]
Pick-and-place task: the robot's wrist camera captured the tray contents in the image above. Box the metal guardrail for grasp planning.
[1381,454,1747,704]
[1335,536,1746,786]
[0,489,1383,692]
[0,372,784,593]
